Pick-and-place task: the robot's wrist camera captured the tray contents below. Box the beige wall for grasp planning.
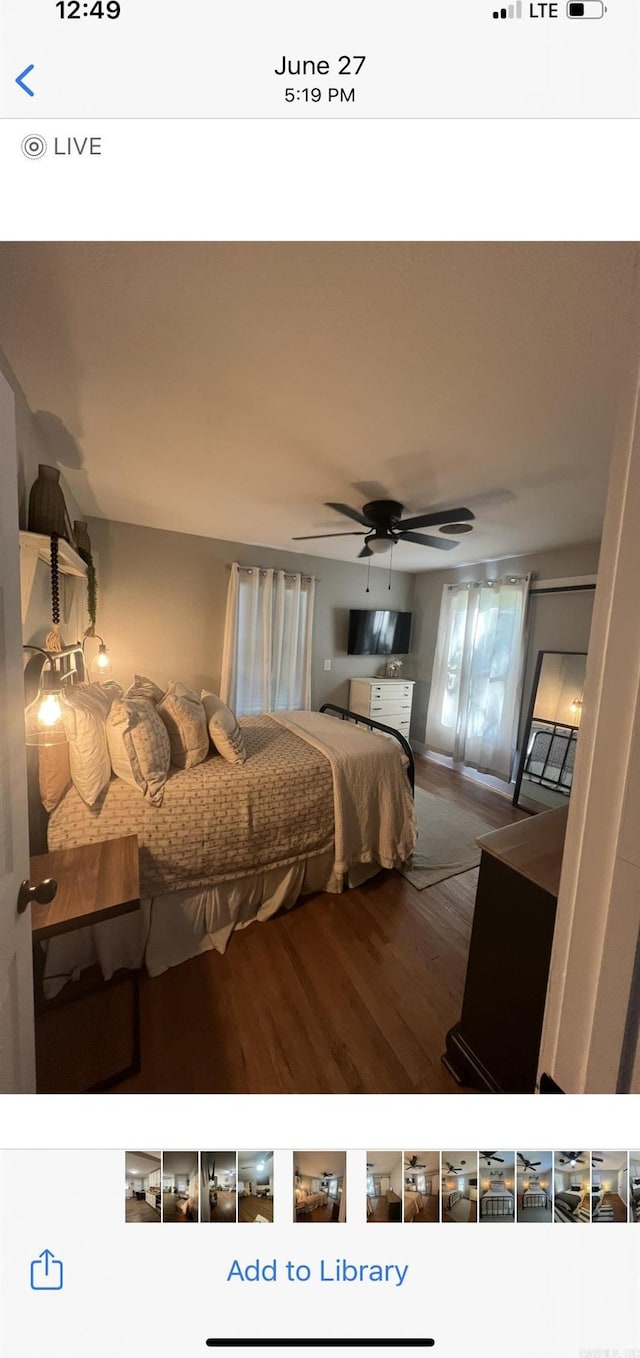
[87,517,416,710]
[410,540,601,745]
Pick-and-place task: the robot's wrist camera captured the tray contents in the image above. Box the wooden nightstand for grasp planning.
[30,835,141,1093]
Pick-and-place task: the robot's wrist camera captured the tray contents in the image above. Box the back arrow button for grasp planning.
[16,65,35,97]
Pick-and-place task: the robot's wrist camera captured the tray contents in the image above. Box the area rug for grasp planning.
[399,787,494,890]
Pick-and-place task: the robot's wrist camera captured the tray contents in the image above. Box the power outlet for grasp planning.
[324,659,332,671]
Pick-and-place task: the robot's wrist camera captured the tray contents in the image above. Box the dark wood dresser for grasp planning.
[443,806,567,1093]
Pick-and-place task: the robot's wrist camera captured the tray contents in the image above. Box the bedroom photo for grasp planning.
[553,1152,590,1222]
[403,1152,440,1222]
[366,1153,403,1222]
[1,241,640,1096]
[441,1153,478,1223]
[516,1152,552,1222]
[590,1152,628,1223]
[200,1151,237,1222]
[478,1152,515,1222]
[294,1153,346,1222]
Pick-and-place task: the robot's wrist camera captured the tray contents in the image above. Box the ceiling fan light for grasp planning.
[367,536,392,554]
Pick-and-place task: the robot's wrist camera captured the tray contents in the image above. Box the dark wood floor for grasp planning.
[594,1192,627,1222]
[125,1197,160,1223]
[208,1191,236,1222]
[406,1196,439,1222]
[239,1194,273,1222]
[36,756,525,1095]
[367,1192,402,1222]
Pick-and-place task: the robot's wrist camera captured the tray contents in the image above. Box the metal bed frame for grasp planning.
[480,1193,515,1218]
[521,1191,547,1209]
[319,702,415,794]
[522,718,578,794]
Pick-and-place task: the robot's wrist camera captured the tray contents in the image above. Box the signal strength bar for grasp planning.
[493,2,523,15]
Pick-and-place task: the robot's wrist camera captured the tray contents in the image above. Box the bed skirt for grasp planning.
[41,849,379,997]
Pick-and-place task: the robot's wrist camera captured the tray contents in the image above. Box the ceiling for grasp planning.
[367,1152,402,1175]
[163,1151,198,1176]
[238,1152,273,1175]
[479,1152,514,1169]
[518,1152,553,1174]
[403,1152,439,1175]
[591,1152,627,1173]
[126,1151,160,1177]
[202,1151,236,1176]
[0,242,636,572]
[295,1152,346,1179]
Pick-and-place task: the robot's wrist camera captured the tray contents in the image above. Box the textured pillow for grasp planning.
[38,743,72,812]
[201,690,247,765]
[107,696,171,805]
[157,681,209,769]
[60,682,118,806]
[125,673,165,704]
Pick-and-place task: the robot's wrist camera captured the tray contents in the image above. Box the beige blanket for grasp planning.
[271,710,416,875]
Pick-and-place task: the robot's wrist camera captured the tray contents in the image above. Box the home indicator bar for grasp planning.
[205,1343,436,1350]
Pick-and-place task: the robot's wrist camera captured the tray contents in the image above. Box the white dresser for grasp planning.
[348,677,414,739]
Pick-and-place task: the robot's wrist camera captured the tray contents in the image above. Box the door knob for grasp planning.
[17,878,57,913]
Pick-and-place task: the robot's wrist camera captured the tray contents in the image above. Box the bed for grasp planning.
[43,707,416,992]
[404,1190,425,1222]
[553,1190,583,1221]
[295,1187,327,1214]
[521,1188,547,1210]
[480,1182,514,1218]
[444,1190,461,1210]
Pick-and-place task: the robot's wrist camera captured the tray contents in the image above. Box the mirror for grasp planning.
[513,650,587,812]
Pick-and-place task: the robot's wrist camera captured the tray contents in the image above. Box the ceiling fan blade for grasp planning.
[325,501,372,527]
[398,530,458,551]
[399,506,475,531]
[358,545,372,558]
[291,531,366,540]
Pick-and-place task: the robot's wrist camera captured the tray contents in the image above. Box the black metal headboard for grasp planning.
[318,702,415,794]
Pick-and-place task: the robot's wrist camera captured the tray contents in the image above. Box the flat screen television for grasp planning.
[347,609,412,656]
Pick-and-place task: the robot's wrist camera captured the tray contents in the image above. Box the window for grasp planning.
[220,562,316,716]
[425,576,530,782]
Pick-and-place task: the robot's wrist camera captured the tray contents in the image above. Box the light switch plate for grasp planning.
[324,659,332,671]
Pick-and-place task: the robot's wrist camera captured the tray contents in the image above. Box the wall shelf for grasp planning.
[19,530,87,625]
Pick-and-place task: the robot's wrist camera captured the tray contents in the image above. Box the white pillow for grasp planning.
[107,696,171,805]
[124,673,165,704]
[61,682,119,806]
[201,691,247,765]
[157,681,209,769]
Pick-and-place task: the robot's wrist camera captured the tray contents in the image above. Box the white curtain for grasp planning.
[220,562,316,716]
[425,575,530,781]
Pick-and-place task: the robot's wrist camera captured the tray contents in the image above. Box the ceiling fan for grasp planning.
[480,1152,504,1165]
[292,501,475,558]
[558,1152,586,1167]
[518,1154,542,1171]
[592,1155,604,1166]
[443,1160,466,1174]
[404,1155,427,1169]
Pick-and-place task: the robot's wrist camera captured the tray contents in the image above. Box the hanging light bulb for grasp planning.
[24,655,67,747]
[83,632,112,678]
[38,691,63,727]
[94,641,111,673]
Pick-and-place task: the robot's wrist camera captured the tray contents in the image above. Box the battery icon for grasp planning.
[567,2,606,15]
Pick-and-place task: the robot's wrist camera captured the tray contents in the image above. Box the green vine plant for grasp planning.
[78,548,97,631]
